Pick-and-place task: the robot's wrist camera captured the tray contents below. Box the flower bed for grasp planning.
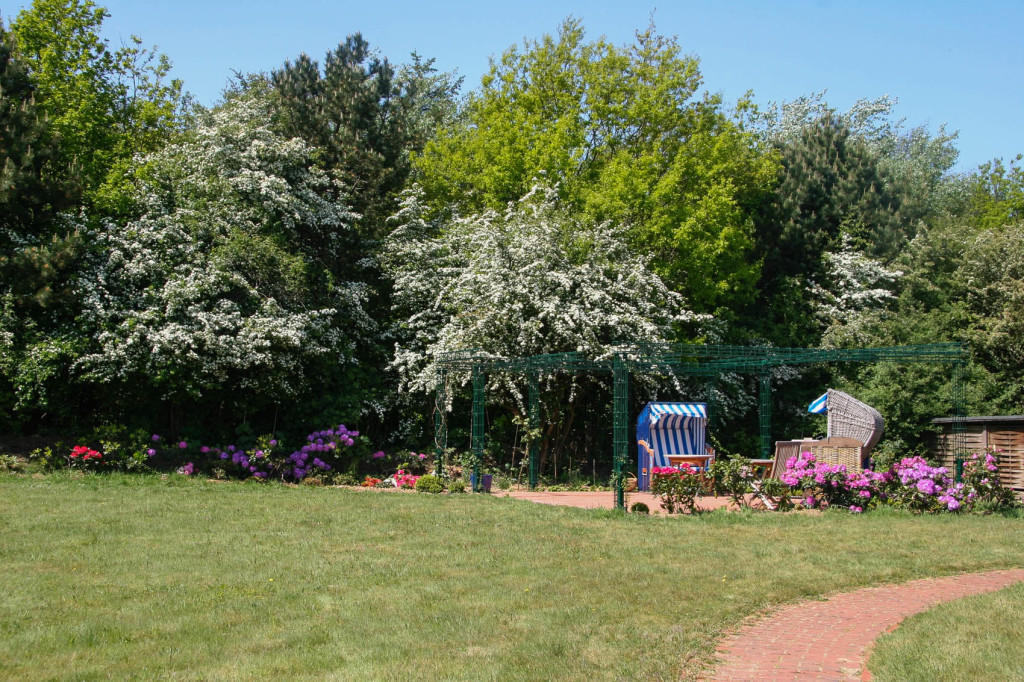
[647,450,1019,515]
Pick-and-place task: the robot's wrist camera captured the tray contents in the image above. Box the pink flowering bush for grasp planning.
[959,451,1018,512]
[779,452,884,512]
[884,456,959,512]
[650,464,704,514]
[778,449,1018,514]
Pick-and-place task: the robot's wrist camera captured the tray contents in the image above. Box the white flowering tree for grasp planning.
[77,88,373,412]
[812,235,902,328]
[385,185,697,466]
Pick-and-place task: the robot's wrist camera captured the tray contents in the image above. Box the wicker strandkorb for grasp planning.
[825,389,884,457]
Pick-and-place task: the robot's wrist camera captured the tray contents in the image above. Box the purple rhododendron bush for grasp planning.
[143,427,436,486]
[650,450,1019,515]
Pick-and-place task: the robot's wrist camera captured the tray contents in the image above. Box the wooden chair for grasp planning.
[769,436,866,478]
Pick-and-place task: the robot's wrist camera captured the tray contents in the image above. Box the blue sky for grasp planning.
[12,0,1023,172]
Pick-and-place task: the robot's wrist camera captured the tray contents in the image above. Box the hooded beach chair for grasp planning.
[636,402,714,491]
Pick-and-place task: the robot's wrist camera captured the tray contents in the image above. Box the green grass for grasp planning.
[1,472,1023,680]
[868,582,1024,681]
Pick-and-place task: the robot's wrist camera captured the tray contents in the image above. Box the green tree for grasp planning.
[0,18,74,246]
[11,0,188,208]
[271,36,460,242]
[751,114,905,346]
[969,155,1024,230]
[414,18,777,315]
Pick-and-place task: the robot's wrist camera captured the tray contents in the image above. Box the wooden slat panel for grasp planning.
[932,425,1024,491]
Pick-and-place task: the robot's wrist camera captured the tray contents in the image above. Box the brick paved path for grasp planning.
[707,568,1024,681]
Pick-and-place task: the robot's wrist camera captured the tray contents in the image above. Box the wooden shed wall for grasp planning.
[934,422,1024,491]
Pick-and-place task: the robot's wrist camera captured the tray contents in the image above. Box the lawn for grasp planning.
[2,472,1023,680]
[868,581,1024,681]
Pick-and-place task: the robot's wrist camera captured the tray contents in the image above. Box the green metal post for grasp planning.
[758,370,772,458]
[612,355,629,510]
[952,360,967,456]
[434,368,448,477]
[528,369,540,490]
[471,365,486,492]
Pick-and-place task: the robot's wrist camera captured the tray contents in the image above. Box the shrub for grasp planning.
[415,474,444,494]
[630,501,650,514]
[959,450,1019,513]
[87,424,151,471]
[69,445,104,470]
[0,454,23,472]
[29,445,61,471]
[330,472,359,486]
[885,456,957,513]
[708,457,754,508]
[779,452,884,512]
[447,479,466,494]
[650,465,704,514]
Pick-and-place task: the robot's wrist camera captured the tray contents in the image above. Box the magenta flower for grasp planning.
[151,434,161,442]
[146,448,156,457]
[178,441,187,449]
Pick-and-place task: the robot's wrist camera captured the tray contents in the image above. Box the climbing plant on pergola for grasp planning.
[433,343,968,509]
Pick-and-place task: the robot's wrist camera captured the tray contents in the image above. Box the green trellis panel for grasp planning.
[434,367,448,477]
[528,370,540,490]
[759,370,773,458]
[952,360,967,455]
[612,355,629,510]
[471,365,486,492]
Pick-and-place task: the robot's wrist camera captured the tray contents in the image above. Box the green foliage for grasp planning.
[414,473,444,494]
[0,18,74,244]
[414,18,777,314]
[0,453,23,472]
[271,36,459,243]
[969,155,1024,230]
[84,423,151,471]
[446,478,466,494]
[754,114,905,346]
[629,501,650,514]
[28,444,60,470]
[11,0,189,206]
[708,457,755,509]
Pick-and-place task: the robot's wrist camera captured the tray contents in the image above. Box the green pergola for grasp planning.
[433,343,968,509]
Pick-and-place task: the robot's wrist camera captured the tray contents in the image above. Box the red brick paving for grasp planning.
[706,568,1024,681]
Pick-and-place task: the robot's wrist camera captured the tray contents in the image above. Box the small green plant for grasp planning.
[0,453,23,472]
[447,479,466,494]
[415,474,444,494]
[495,473,512,491]
[630,501,650,514]
[708,457,755,509]
[330,472,360,487]
[28,445,61,471]
[754,477,794,511]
